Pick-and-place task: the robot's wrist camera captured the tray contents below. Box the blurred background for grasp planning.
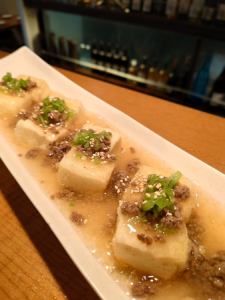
[0,0,225,117]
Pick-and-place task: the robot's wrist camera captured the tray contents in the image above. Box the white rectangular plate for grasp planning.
[0,46,225,300]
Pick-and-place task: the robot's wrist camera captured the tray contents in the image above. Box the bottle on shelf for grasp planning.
[128,58,138,78]
[157,59,171,84]
[216,0,225,24]
[91,41,98,63]
[121,0,131,12]
[201,0,218,22]
[98,41,106,66]
[210,67,225,107]
[112,45,121,70]
[192,55,212,98]
[147,58,159,83]
[169,55,192,88]
[131,0,142,11]
[67,39,77,59]
[142,0,153,13]
[105,43,113,68]
[120,49,129,73]
[152,0,166,15]
[137,56,148,79]
[189,0,205,20]
[80,43,91,62]
[166,0,179,19]
[48,32,57,54]
[178,0,192,18]
[58,36,67,57]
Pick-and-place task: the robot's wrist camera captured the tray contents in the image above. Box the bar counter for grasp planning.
[0,50,224,300]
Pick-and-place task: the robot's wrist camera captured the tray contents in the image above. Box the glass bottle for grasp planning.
[178,0,192,17]
[166,0,179,19]
[216,0,225,23]
[210,67,225,107]
[189,0,205,20]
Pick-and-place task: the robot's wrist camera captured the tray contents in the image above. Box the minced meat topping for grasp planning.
[121,171,187,238]
[73,129,116,162]
[174,184,190,200]
[0,72,37,95]
[126,158,140,175]
[47,131,76,163]
[30,97,74,128]
[137,233,153,245]
[110,170,131,195]
[121,201,140,216]
[132,275,160,297]
[70,211,86,225]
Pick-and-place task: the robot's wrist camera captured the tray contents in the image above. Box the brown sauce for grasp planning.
[1,109,225,300]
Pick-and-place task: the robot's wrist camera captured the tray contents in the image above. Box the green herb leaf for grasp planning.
[38,97,74,126]
[2,72,29,93]
[166,171,182,188]
[73,129,112,152]
[141,171,182,217]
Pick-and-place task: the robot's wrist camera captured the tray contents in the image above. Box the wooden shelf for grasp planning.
[41,50,225,118]
[25,0,225,41]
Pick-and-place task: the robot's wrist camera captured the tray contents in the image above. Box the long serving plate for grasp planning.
[0,47,224,300]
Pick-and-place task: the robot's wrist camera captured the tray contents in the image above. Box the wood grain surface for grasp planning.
[0,50,224,300]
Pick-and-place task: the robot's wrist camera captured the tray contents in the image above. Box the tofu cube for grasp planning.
[15,119,67,149]
[0,76,50,118]
[58,124,121,191]
[112,165,191,279]
[17,75,50,103]
[0,92,28,118]
[14,97,81,148]
[58,148,116,191]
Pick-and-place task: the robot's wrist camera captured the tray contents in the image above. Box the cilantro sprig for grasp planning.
[2,72,29,93]
[73,129,112,152]
[142,171,182,217]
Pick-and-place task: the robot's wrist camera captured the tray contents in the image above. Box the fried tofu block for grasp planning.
[113,213,190,279]
[0,93,27,118]
[14,119,67,149]
[17,75,50,103]
[112,165,191,279]
[58,124,121,191]
[0,76,49,118]
[58,148,116,191]
[122,166,195,223]
[14,98,80,148]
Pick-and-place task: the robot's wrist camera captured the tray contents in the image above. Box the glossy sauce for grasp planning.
[1,110,225,300]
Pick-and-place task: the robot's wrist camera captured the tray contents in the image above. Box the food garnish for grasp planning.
[37,97,74,127]
[1,72,30,93]
[73,129,115,162]
[142,171,182,217]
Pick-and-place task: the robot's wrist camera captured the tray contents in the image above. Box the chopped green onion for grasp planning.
[141,171,182,217]
[73,129,112,152]
[37,97,74,126]
[166,171,182,189]
[2,72,29,93]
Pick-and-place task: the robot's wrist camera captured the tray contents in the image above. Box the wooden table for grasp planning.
[0,50,224,300]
